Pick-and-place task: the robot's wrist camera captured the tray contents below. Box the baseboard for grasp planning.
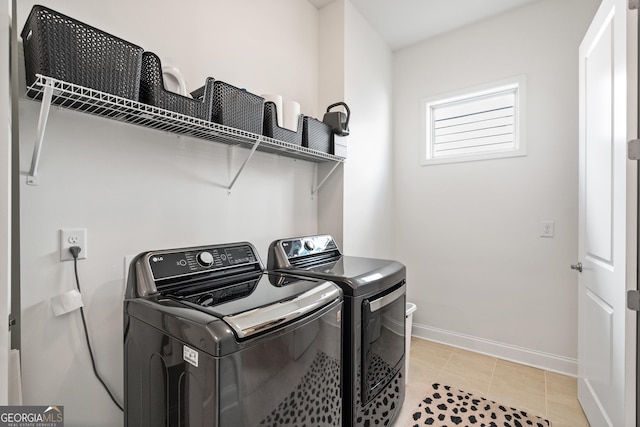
[411,322,578,377]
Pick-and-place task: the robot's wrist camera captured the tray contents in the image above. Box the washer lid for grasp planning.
[173,273,341,339]
[222,279,340,339]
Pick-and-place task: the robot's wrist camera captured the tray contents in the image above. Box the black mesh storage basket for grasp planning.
[21,5,143,100]
[139,52,214,121]
[262,102,303,145]
[210,81,264,134]
[302,116,333,154]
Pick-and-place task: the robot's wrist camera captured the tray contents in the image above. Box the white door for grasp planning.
[578,0,637,425]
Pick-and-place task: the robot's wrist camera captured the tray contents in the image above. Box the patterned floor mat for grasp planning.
[411,383,551,427]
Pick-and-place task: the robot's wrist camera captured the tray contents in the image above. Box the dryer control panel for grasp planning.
[280,235,339,259]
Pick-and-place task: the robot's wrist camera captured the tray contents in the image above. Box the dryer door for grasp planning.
[361,283,405,405]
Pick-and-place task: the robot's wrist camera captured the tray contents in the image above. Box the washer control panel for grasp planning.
[148,243,258,281]
[196,251,214,267]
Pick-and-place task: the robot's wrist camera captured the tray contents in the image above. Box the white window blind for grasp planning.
[422,76,526,165]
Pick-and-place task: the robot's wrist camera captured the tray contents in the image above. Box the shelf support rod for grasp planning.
[227,136,263,193]
[312,161,342,196]
[27,79,54,185]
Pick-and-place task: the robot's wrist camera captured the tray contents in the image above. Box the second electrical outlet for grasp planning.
[60,228,87,261]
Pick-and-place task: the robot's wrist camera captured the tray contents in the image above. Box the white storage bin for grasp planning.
[405,302,417,382]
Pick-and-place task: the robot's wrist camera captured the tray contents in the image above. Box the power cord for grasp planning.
[69,246,124,412]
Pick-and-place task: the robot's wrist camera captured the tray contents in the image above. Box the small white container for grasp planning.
[405,302,417,382]
[282,100,301,131]
[333,139,347,158]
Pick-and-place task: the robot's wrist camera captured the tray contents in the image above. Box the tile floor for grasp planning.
[392,338,590,427]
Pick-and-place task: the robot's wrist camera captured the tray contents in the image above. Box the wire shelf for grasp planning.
[25,75,344,163]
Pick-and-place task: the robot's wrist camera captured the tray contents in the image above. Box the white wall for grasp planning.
[393,0,600,374]
[316,0,394,259]
[13,0,604,424]
[16,1,321,426]
[317,0,345,248]
[342,1,394,258]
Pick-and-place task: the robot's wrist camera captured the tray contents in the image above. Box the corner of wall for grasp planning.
[317,0,346,246]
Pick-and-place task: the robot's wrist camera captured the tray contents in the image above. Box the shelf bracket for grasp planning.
[227,136,264,193]
[312,161,341,197]
[27,79,54,185]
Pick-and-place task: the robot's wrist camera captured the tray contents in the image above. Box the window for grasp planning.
[421,76,526,165]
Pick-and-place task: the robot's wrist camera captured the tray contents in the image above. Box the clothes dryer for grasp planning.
[268,235,406,427]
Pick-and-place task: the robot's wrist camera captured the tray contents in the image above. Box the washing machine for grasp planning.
[267,235,406,427]
[124,241,343,427]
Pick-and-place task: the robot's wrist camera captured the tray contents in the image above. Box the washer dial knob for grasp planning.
[304,240,315,251]
[196,251,214,267]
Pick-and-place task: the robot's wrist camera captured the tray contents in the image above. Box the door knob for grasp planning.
[571,262,583,272]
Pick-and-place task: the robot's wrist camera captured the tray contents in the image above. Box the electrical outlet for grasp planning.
[60,228,87,261]
[540,221,555,238]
